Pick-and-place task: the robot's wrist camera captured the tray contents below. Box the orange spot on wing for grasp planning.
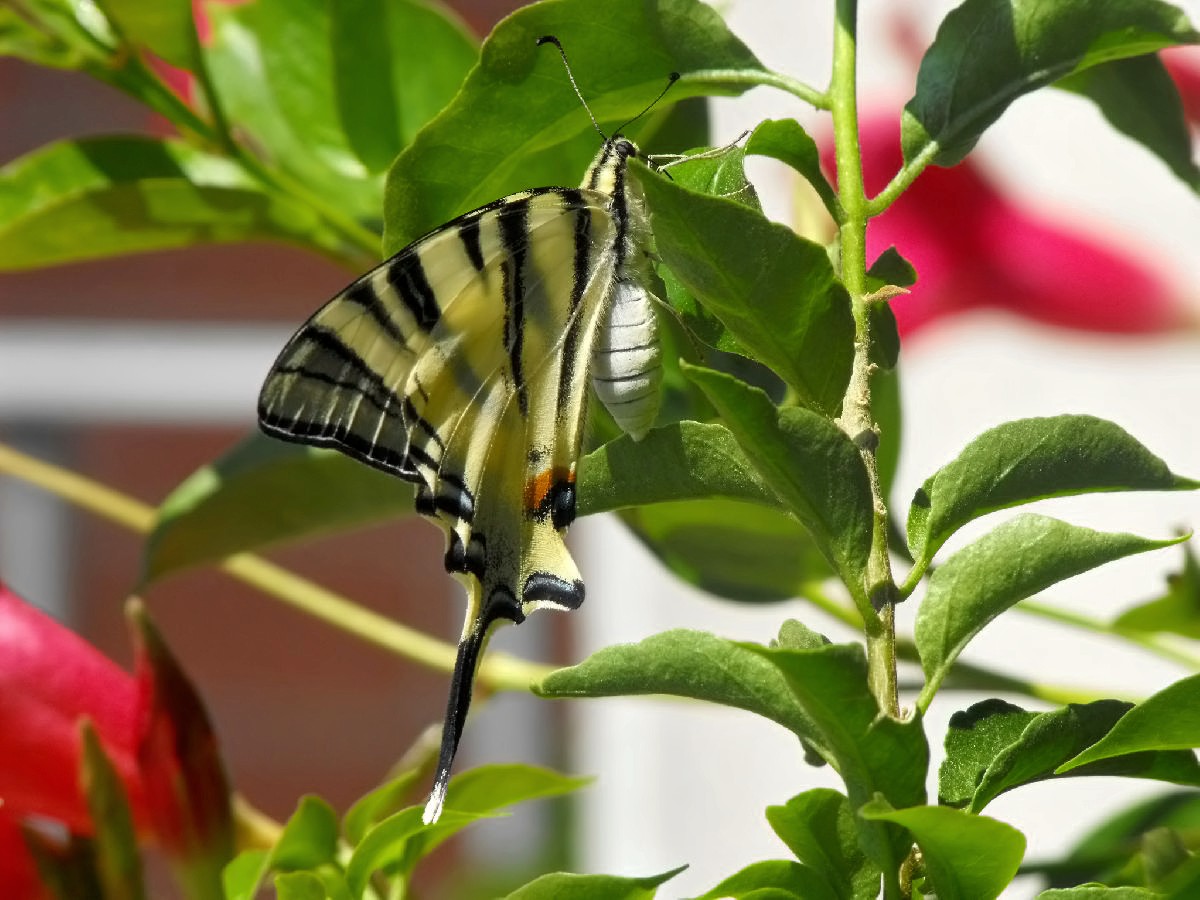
[524,466,575,513]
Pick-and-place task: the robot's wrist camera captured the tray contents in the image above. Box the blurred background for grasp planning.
[2,0,1199,896]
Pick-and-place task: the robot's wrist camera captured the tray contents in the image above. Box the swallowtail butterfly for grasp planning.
[258,36,671,822]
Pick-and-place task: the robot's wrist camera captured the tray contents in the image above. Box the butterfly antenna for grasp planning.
[615,71,681,135]
[537,35,606,141]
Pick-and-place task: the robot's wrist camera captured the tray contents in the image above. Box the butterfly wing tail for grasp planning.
[422,594,510,825]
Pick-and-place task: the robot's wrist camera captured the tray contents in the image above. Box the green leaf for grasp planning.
[224,850,269,900]
[683,366,873,600]
[1055,792,1200,890]
[861,800,1025,900]
[745,117,839,219]
[1037,888,1164,898]
[644,174,853,413]
[273,797,340,872]
[79,722,145,900]
[214,794,339,899]
[382,0,764,251]
[688,860,838,900]
[578,422,783,514]
[395,764,590,875]
[0,136,348,271]
[344,765,585,890]
[343,768,425,847]
[656,145,760,357]
[866,247,918,292]
[144,419,786,583]
[915,514,1183,706]
[1057,53,1200,191]
[941,699,1200,813]
[765,789,880,900]
[96,0,197,70]
[204,0,383,225]
[143,435,411,583]
[939,699,1038,808]
[907,415,1195,568]
[330,0,476,173]
[0,5,93,69]
[744,645,929,874]
[274,871,325,900]
[1059,673,1200,771]
[536,629,829,758]
[620,499,835,603]
[1114,543,1200,639]
[902,0,1200,167]
[503,866,688,900]
[775,620,832,651]
[345,808,484,897]
[872,367,902,505]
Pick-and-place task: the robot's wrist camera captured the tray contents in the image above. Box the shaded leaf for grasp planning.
[916,514,1182,706]
[683,366,873,599]
[907,415,1194,568]
[330,0,476,172]
[620,499,834,603]
[902,0,1200,167]
[143,435,411,584]
[1058,53,1200,191]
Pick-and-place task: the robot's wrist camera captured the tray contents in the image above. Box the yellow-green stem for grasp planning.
[0,443,555,692]
[830,0,899,723]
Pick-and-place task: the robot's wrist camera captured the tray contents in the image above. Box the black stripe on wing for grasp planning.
[258,328,417,479]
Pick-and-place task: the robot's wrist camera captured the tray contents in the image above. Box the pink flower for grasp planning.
[0,584,145,832]
[0,812,45,900]
[1163,47,1200,129]
[821,115,1187,338]
[0,584,232,893]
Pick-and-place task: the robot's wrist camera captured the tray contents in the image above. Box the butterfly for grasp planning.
[258,36,675,823]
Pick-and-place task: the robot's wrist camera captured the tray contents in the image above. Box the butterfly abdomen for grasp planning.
[590,278,662,440]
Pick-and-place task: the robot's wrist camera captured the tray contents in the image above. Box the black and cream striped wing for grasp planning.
[258,186,622,818]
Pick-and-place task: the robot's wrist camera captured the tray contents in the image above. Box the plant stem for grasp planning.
[0,442,555,692]
[684,68,829,109]
[1018,599,1200,670]
[829,0,899,721]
